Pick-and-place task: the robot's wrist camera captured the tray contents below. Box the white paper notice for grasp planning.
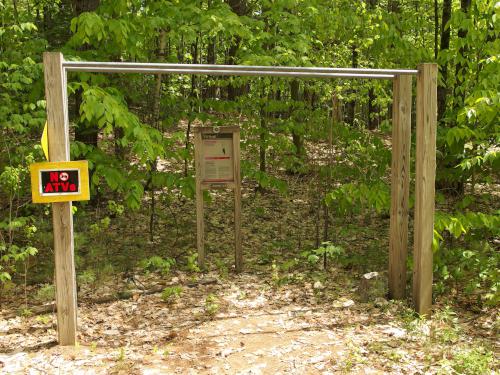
[202,133,234,183]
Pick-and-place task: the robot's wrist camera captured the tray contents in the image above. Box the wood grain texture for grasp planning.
[388,75,412,300]
[194,130,205,270]
[201,181,236,190]
[43,52,77,345]
[233,129,242,273]
[413,63,438,316]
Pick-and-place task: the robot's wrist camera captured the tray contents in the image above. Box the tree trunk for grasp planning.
[205,38,217,99]
[437,0,451,121]
[149,30,167,242]
[226,0,247,100]
[388,0,399,13]
[290,80,306,167]
[153,30,167,127]
[332,93,342,125]
[259,105,266,174]
[72,0,100,20]
[437,0,469,196]
[226,41,241,100]
[12,0,19,24]
[177,34,184,63]
[345,44,358,125]
[453,0,472,108]
[73,0,100,148]
[367,87,379,130]
[114,127,125,159]
[434,0,439,59]
[191,37,199,97]
[204,0,217,99]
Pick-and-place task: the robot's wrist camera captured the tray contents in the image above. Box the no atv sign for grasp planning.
[30,161,90,203]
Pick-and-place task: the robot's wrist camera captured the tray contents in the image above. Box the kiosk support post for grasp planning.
[233,129,242,273]
[194,130,205,270]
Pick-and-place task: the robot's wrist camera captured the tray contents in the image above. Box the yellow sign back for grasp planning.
[41,121,49,161]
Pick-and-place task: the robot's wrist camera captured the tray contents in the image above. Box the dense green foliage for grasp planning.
[0,0,498,307]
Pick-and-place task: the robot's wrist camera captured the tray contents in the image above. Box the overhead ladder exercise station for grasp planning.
[43,52,437,345]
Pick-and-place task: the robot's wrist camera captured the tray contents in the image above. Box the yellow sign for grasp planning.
[41,121,49,161]
[30,161,90,203]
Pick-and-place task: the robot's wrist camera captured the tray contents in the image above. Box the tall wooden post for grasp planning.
[194,131,205,270]
[43,52,77,345]
[233,129,242,272]
[413,64,438,315]
[388,75,412,300]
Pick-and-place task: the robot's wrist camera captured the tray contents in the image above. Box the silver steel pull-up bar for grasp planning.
[63,60,419,79]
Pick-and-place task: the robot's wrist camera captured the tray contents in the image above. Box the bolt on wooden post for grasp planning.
[43,52,78,345]
[194,126,242,273]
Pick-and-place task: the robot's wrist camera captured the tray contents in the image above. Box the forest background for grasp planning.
[0,0,498,326]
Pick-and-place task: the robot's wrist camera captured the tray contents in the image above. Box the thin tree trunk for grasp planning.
[332,93,342,125]
[453,0,472,108]
[184,118,192,177]
[388,0,400,13]
[226,0,247,100]
[323,94,338,270]
[259,109,266,174]
[226,41,241,100]
[345,44,358,125]
[177,34,184,63]
[12,0,19,24]
[205,0,217,99]
[437,0,452,121]
[149,30,167,242]
[367,87,379,130]
[191,37,198,94]
[290,80,306,170]
[434,0,439,59]
[73,0,100,148]
[114,127,125,159]
[205,38,217,99]
[315,190,320,249]
[185,36,200,177]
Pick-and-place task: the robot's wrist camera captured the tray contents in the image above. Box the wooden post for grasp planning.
[194,130,205,270]
[233,129,242,272]
[388,75,412,300]
[413,64,438,315]
[43,52,77,345]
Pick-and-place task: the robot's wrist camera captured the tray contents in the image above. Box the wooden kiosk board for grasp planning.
[194,126,242,272]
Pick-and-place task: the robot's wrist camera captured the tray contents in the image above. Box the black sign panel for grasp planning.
[40,170,80,195]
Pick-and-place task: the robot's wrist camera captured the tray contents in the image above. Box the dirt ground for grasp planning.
[1,266,498,374]
[0,158,498,374]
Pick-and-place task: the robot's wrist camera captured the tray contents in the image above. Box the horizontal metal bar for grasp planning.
[64,66,395,79]
[63,60,416,76]
[63,61,417,75]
